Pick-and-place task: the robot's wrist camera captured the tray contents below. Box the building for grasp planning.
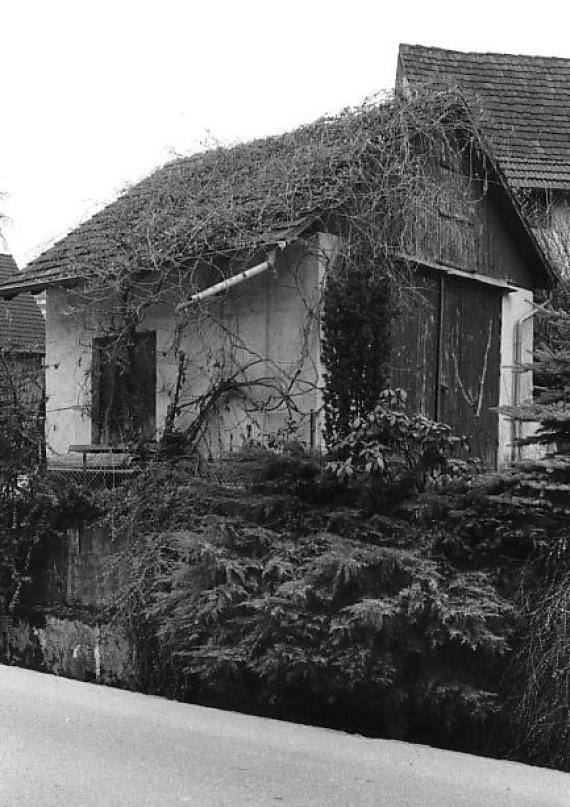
[0,253,45,467]
[398,44,570,273]
[0,94,554,469]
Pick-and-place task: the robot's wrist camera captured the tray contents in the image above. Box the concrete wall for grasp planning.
[0,615,132,684]
[173,233,336,454]
[0,521,133,684]
[44,287,96,462]
[44,233,337,464]
[498,286,541,466]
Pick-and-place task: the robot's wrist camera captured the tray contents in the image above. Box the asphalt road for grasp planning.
[1,664,569,806]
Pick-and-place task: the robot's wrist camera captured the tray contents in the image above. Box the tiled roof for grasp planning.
[0,118,369,296]
[0,254,45,353]
[398,44,570,190]
[0,94,554,296]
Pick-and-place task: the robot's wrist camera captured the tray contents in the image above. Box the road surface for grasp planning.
[1,664,569,805]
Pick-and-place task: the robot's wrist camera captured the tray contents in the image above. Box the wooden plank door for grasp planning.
[439,277,501,468]
[390,273,440,418]
[390,271,502,468]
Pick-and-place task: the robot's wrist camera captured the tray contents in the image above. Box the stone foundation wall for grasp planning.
[1,521,133,685]
[1,615,132,684]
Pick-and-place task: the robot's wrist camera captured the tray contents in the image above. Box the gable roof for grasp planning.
[0,93,555,298]
[0,254,45,353]
[398,44,570,190]
[0,113,376,297]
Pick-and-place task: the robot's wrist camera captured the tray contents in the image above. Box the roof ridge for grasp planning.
[400,43,570,65]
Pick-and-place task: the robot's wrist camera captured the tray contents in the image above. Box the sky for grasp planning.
[2,0,570,267]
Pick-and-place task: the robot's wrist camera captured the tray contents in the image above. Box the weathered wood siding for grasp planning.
[413,155,535,289]
[391,270,502,467]
[391,273,439,417]
[392,147,542,468]
[439,277,501,466]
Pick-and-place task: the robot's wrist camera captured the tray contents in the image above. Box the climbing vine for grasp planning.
[42,86,483,453]
[321,260,392,443]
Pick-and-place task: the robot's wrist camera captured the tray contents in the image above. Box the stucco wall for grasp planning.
[44,233,337,463]
[45,287,94,461]
[172,234,337,453]
[498,286,539,466]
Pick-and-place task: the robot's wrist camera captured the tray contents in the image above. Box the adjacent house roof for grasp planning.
[398,44,570,190]
[0,254,45,353]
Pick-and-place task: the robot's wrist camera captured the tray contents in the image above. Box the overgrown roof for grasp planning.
[0,255,45,353]
[0,89,554,297]
[0,103,398,295]
[398,44,570,190]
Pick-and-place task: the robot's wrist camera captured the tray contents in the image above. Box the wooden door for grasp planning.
[390,273,440,418]
[390,271,502,468]
[439,277,501,467]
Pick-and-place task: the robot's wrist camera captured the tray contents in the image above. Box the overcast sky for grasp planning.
[2,0,569,267]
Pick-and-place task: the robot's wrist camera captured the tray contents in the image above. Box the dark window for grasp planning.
[91,331,156,445]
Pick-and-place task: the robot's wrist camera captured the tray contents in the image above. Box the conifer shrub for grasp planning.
[322,266,392,442]
[495,295,570,770]
[105,451,514,754]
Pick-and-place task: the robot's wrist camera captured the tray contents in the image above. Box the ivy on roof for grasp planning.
[22,87,477,288]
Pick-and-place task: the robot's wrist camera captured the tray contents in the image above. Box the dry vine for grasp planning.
[47,87,488,454]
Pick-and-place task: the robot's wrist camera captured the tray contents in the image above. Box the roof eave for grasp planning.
[0,213,324,301]
[486,152,558,288]
[0,275,82,300]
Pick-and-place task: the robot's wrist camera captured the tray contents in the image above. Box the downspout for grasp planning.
[175,250,278,312]
[511,305,538,462]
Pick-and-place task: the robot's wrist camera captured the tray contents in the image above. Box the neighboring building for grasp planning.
[0,254,45,354]
[397,44,570,272]
[0,100,554,470]
[0,253,45,467]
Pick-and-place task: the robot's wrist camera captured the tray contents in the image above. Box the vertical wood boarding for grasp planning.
[390,273,439,418]
[439,277,501,467]
[390,269,502,468]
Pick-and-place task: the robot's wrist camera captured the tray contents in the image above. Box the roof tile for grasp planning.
[0,255,45,353]
[399,44,570,189]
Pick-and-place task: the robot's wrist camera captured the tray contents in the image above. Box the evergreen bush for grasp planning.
[106,452,514,754]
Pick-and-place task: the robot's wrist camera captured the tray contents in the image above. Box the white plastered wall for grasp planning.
[171,232,338,455]
[498,286,540,467]
[44,232,338,465]
[45,287,94,463]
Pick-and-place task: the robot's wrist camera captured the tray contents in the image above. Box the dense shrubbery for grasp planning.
[322,267,392,442]
[0,473,101,622]
[326,389,462,508]
[100,440,517,755]
[494,293,570,769]
[132,518,511,744]
[97,376,570,766]
[6,375,570,767]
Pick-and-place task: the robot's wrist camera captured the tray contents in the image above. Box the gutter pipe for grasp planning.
[175,249,278,313]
